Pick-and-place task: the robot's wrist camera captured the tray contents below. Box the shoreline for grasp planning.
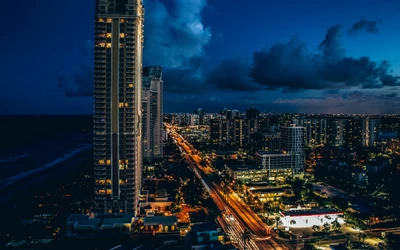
[0,149,93,207]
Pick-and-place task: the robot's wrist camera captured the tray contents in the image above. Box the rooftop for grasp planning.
[143,216,177,226]
[280,208,343,217]
[249,187,286,194]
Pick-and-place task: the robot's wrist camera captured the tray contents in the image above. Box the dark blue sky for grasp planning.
[1,0,400,114]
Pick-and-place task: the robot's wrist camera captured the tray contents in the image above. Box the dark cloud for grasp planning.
[246,24,399,91]
[319,25,345,62]
[349,18,381,36]
[207,59,260,91]
[56,65,93,97]
[379,92,398,99]
[273,91,400,114]
[143,0,211,68]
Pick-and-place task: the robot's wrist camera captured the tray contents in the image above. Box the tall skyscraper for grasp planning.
[142,66,163,162]
[281,124,305,175]
[93,0,144,215]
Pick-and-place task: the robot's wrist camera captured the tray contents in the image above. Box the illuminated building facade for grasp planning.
[93,0,144,215]
[142,66,163,162]
[281,124,306,174]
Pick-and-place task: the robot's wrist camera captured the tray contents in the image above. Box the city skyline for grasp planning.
[2,0,400,114]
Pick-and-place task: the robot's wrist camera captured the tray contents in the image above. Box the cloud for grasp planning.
[272,91,400,114]
[207,59,260,91]
[144,0,211,68]
[222,22,399,92]
[349,18,381,36]
[56,65,93,97]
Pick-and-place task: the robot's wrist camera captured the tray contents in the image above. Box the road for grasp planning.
[166,124,290,250]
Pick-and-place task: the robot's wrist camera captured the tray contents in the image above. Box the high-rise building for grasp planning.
[280,124,305,175]
[246,107,259,120]
[93,0,144,215]
[194,108,205,125]
[363,118,380,147]
[300,118,327,147]
[142,66,163,162]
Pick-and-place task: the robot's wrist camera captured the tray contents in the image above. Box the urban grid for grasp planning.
[2,0,400,250]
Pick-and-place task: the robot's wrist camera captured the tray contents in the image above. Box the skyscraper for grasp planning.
[142,66,163,162]
[281,124,305,175]
[93,0,144,215]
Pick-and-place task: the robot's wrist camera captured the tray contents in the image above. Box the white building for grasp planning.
[279,208,344,228]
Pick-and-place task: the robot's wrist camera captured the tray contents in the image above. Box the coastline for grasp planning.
[0,149,93,208]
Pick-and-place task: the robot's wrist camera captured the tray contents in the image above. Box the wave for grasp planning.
[0,145,92,187]
[0,154,31,164]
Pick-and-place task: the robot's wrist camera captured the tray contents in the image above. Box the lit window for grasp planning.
[119,103,124,108]
[98,159,105,164]
[106,160,111,165]
[120,19,125,23]
[106,189,112,195]
[106,33,112,38]
[124,103,129,107]
[120,33,125,38]
[129,84,133,88]
[96,42,106,47]
[99,18,104,23]
[106,43,111,48]
[107,18,112,23]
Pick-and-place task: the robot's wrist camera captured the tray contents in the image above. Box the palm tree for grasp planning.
[361,233,367,243]
[331,219,341,231]
[275,217,283,228]
[241,229,252,249]
[312,225,320,232]
[323,222,331,232]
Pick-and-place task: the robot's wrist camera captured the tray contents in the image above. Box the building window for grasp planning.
[120,33,125,38]
[99,18,105,23]
[120,19,125,23]
[106,18,112,23]
[106,33,112,38]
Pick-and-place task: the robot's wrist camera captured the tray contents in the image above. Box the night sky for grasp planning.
[2,0,400,114]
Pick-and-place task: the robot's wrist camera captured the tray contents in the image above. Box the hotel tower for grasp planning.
[93,0,144,215]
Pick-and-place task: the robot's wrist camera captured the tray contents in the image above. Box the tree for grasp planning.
[331,220,341,231]
[323,222,331,232]
[312,225,320,232]
[241,229,252,248]
[275,217,283,228]
[361,233,367,243]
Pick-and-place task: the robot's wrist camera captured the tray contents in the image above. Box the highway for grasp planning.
[166,124,291,250]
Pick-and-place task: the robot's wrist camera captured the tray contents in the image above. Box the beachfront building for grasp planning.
[93,0,144,215]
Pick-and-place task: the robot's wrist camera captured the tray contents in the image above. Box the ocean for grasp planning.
[0,115,93,190]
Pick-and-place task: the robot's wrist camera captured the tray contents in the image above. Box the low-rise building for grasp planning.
[246,187,293,207]
[279,208,344,228]
[143,215,178,233]
[66,214,133,235]
[186,222,232,250]
[255,151,303,180]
